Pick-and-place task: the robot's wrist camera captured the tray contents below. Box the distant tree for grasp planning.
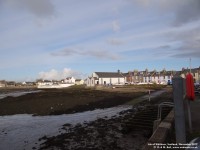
[171,70,176,75]
[145,68,148,74]
[162,68,166,75]
[36,78,43,82]
[162,68,166,73]
[153,69,157,73]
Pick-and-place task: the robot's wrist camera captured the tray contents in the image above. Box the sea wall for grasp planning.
[143,110,174,150]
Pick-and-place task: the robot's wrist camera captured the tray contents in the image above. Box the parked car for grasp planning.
[167,80,172,85]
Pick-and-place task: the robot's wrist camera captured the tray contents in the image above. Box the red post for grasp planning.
[186,73,195,101]
[186,73,195,133]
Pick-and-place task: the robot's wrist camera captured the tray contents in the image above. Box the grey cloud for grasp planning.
[156,45,171,50]
[172,0,200,26]
[171,51,200,58]
[132,0,200,26]
[166,26,200,58]
[51,48,121,60]
[152,45,175,57]
[4,0,55,18]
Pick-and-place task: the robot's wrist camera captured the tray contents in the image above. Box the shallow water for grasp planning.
[0,90,41,99]
[0,105,131,150]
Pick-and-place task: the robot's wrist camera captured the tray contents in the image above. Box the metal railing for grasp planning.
[157,102,174,120]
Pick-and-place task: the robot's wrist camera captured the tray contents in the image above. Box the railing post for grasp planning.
[172,77,186,143]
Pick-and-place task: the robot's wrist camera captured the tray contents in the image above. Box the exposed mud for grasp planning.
[0,87,146,116]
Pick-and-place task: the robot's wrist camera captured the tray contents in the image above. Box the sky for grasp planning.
[0,0,200,81]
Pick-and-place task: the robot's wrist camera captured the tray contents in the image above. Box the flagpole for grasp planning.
[190,58,191,73]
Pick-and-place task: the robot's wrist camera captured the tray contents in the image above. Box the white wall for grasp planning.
[87,78,95,87]
[75,80,84,85]
[92,73,98,78]
[64,77,75,83]
[194,73,200,83]
[99,77,125,85]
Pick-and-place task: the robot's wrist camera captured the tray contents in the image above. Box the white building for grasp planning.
[143,71,174,84]
[87,71,125,87]
[63,77,75,84]
[87,77,96,87]
[75,79,84,85]
[37,80,53,86]
[0,80,6,87]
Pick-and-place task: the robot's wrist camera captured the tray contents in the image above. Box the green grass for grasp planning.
[126,98,144,105]
[124,84,167,90]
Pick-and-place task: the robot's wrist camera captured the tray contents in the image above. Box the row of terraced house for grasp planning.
[86,67,200,87]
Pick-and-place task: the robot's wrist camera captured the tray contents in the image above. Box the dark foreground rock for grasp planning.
[39,105,152,150]
[38,89,174,150]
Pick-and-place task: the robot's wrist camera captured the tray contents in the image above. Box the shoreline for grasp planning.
[0,86,173,150]
[0,105,134,150]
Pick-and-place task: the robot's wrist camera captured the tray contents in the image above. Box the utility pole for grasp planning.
[189,58,191,73]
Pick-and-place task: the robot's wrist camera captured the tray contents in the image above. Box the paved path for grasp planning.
[127,89,167,105]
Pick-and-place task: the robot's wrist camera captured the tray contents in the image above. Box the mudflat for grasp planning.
[0,85,162,116]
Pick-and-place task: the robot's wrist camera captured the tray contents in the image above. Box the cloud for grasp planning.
[132,0,200,26]
[172,0,200,26]
[38,68,85,80]
[134,0,150,7]
[156,45,171,50]
[152,45,175,57]
[82,49,121,60]
[107,38,124,45]
[166,26,200,58]
[3,0,55,18]
[51,47,122,60]
[172,51,200,58]
[51,48,78,56]
[112,20,120,32]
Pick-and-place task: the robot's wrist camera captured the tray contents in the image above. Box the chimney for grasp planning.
[117,70,120,74]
